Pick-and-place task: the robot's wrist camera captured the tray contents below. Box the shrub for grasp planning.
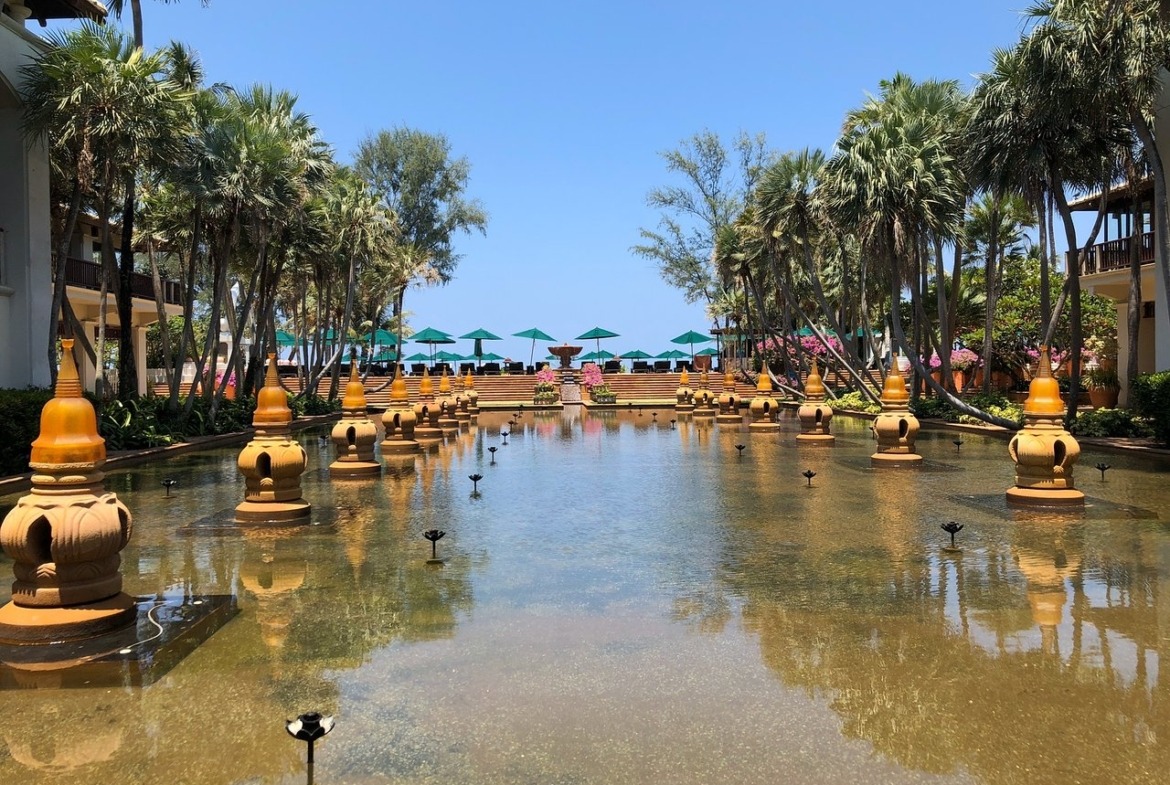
[833,391,881,414]
[291,394,340,417]
[0,388,54,476]
[1130,371,1170,443]
[1069,408,1152,439]
[98,398,175,450]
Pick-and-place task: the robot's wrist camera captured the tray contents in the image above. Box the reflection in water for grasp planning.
[0,410,1167,784]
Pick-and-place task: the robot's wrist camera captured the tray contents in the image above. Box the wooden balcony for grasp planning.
[1080,231,1155,275]
[65,257,183,306]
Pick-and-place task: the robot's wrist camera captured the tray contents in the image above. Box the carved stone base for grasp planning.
[414,427,443,441]
[871,451,923,466]
[715,414,742,424]
[380,438,420,455]
[675,404,695,413]
[797,433,835,443]
[329,460,382,478]
[693,407,716,418]
[749,422,780,433]
[1006,487,1085,507]
[235,499,312,524]
[0,593,136,645]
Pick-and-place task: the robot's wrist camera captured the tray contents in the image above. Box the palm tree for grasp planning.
[823,74,981,413]
[20,22,188,392]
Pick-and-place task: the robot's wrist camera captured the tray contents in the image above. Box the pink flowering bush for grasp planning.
[754,332,844,365]
[581,362,603,389]
[535,365,557,384]
[949,348,981,371]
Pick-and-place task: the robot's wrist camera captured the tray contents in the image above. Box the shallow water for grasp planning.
[1,408,1169,785]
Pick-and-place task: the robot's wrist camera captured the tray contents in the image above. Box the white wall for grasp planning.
[0,16,52,390]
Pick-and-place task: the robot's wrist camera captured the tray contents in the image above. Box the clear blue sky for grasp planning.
[72,1,1030,362]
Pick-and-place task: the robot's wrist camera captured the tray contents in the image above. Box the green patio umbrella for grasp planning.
[275,329,297,347]
[670,329,714,362]
[403,352,432,363]
[622,349,653,359]
[513,327,557,367]
[576,326,620,360]
[370,348,398,362]
[412,326,455,363]
[580,350,616,362]
[480,352,505,362]
[696,347,720,356]
[434,350,463,365]
[459,328,502,368]
[656,349,688,360]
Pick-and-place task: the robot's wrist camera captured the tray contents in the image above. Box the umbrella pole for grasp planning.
[529,338,535,368]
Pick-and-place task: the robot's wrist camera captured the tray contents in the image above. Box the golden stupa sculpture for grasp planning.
[715,370,742,424]
[796,359,835,443]
[0,339,135,643]
[380,365,421,457]
[871,353,922,465]
[236,354,312,523]
[435,367,460,433]
[748,369,780,433]
[675,368,695,413]
[454,370,473,427]
[1006,346,1083,506]
[329,362,381,477]
[692,368,716,417]
[462,370,480,422]
[412,368,443,443]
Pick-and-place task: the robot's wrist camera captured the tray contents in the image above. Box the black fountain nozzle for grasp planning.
[161,478,178,497]
[469,473,483,493]
[941,521,964,549]
[501,431,509,444]
[286,711,335,765]
[488,446,498,464]
[953,439,964,452]
[1095,462,1111,481]
[670,419,676,429]
[508,419,517,428]
[652,411,658,419]
[735,444,746,456]
[423,529,446,561]
[802,469,816,487]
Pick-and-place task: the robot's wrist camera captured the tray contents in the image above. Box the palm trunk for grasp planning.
[147,235,173,395]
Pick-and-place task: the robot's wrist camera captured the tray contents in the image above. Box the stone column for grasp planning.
[871,353,922,465]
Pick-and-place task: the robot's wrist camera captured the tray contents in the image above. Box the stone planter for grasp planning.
[1088,386,1119,410]
[591,394,617,405]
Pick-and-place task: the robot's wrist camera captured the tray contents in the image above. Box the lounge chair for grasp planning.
[481,362,501,375]
[631,360,649,374]
[653,360,671,373]
[410,363,426,376]
[459,363,475,377]
[507,361,524,374]
[603,360,622,374]
[675,361,692,373]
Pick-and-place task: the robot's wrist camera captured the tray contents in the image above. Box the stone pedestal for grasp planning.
[456,371,474,426]
[871,353,922,465]
[381,367,420,456]
[675,368,695,413]
[692,370,716,418]
[796,359,834,443]
[0,340,135,644]
[412,369,443,443]
[1007,347,1084,506]
[236,355,311,523]
[715,370,742,424]
[748,370,780,433]
[329,363,381,477]
[436,369,460,433]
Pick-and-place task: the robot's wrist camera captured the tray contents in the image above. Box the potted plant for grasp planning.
[533,365,559,405]
[948,348,980,390]
[590,383,617,404]
[1085,367,1120,409]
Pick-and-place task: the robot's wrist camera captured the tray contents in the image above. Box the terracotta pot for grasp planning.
[1088,387,1119,410]
[952,370,966,391]
[225,384,236,401]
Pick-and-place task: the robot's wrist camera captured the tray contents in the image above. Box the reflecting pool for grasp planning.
[1,408,1169,784]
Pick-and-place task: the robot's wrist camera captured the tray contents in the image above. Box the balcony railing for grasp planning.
[1080,231,1155,275]
[65,256,183,306]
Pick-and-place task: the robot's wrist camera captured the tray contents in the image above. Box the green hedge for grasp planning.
[1130,371,1170,444]
[1068,408,1152,439]
[910,393,1024,428]
[1,389,341,477]
[0,388,55,476]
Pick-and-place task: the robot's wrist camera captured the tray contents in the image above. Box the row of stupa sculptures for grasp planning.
[0,342,1081,645]
[675,349,1082,506]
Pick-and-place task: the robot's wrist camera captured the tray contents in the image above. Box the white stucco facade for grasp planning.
[0,13,52,390]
